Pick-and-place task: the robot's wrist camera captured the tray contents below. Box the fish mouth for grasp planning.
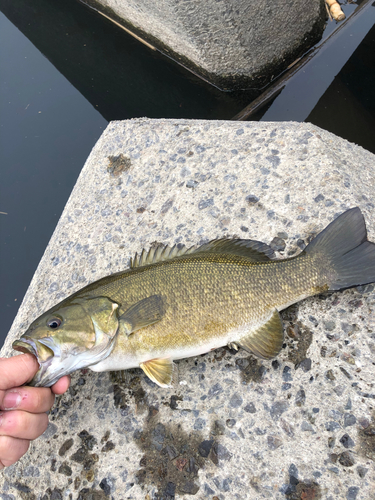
[13,337,56,362]
[12,339,39,357]
[13,337,57,387]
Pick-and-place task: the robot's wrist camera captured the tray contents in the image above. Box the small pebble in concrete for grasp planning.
[328,437,336,448]
[326,421,341,432]
[244,402,256,413]
[343,414,356,427]
[267,435,283,450]
[356,466,368,478]
[208,383,223,399]
[301,421,314,432]
[58,463,72,476]
[270,237,286,251]
[339,433,355,448]
[270,401,289,420]
[229,393,243,408]
[59,438,74,457]
[297,358,312,372]
[282,366,293,381]
[245,194,259,204]
[338,451,355,467]
[198,440,213,458]
[295,389,306,407]
[346,486,359,500]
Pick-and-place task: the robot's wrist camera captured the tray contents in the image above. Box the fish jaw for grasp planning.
[13,336,60,387]
[13,333,118,387]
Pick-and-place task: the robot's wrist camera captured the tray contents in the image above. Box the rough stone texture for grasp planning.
[1,119,375,499]
[81,0,326,89]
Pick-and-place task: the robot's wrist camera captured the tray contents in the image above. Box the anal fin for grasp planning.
[140,358,177,388]
[237,309,284,360]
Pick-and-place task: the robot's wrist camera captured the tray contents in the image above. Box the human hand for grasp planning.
[0,353,70,469]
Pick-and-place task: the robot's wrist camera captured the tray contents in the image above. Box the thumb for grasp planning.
[0,354,40,390]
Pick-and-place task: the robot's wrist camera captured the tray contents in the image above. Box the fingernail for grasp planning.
[3,391,22,410]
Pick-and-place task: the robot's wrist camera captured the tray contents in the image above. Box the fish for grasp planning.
[13,207,375,388]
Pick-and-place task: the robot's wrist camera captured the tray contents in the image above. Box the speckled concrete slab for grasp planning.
[1,119,375,500]
[80,0,325,90]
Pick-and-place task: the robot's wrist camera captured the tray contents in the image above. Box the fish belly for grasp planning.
[90,321,252,372]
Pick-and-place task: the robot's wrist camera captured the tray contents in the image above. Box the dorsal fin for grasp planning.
[193,238,275,261]
[130,237,275,268]
[130,243,198,268]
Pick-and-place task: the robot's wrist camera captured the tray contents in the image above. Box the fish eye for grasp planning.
[47,317,62,329]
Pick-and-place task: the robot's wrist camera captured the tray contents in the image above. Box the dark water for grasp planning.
[0,0,374,347]
[307,19,375,154]
[257,1,375,155]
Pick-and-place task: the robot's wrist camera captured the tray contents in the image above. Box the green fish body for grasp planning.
[13,208,375,387]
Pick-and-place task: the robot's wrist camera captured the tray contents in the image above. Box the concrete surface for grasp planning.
[1,119,375,500]
[81,0,326,90]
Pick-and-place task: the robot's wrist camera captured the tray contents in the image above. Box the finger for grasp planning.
[51,375,71,395]
[0,387,54,413]
[0,354,39,390]
[0,435,30,468]
[0,410,48,440]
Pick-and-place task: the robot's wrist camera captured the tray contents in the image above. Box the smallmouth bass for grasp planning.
[13,208,375,387]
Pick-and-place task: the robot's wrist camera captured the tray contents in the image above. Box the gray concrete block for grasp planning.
[2,119,375,499]
[82,0,326,89]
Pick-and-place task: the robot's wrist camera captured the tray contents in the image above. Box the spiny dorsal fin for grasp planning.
[130,238,274,268]
[130,243,198,268]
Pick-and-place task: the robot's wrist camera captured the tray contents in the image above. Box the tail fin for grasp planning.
[305,208,375,291]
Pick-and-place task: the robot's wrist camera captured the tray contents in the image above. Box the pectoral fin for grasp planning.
[119,295,165,335]
[237,309,284,359]
[140,358,176,388]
